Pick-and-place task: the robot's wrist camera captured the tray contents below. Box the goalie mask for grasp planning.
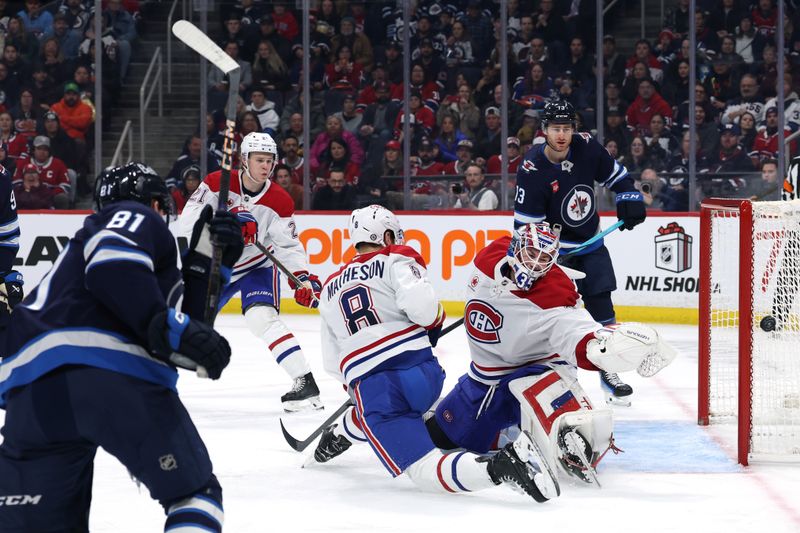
[240,131,278,181]
[349,205,404,248]
[507,222,560,290]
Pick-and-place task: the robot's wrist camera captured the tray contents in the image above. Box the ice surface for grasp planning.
[2,317,799,532]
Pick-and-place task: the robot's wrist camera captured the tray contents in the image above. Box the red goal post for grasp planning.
[699,198,800,466]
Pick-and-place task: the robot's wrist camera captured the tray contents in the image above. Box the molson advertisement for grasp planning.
[12,211,700,323]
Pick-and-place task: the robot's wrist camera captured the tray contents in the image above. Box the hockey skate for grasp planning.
[600,371,633,407]
[313,424,352,463]
[557,428,600,486]
[486,430,560,503]
[281,372,324,412]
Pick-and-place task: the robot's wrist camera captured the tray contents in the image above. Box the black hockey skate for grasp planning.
[486,431,560,503]
[281,372,323,412]
[557,428,598,485]
[600,371,633,407]
[313,424,352,463]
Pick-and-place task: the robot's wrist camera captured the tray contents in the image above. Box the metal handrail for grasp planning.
[139,47,164,160]
[166,0,184,92]
[603,0,619,16]
[110,120,134,168]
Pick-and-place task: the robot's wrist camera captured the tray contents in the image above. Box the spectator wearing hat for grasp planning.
[333,93,362,135]
[171,165,201,213]
[751,107,797,167]
[414,37,447,88]
[476,105,502,161]
[452,162,498,210]
[252,14,293,67]
[312,167,357,211]
[486,136,522,176]
[443,139,475,176]
[251,39,289,92]
[331,16,374,72]
[41,109,77,175]
[13,163,56,209]
[415,137,445,176]
[13,135,70,208]
[273,163,303,209]
[626,79,673,137]
[50,81,93,144]
[699,122,755,198]
[164,134,220,190]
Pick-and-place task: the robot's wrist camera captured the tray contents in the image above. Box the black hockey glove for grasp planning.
[148,309,231,379]
[615,191,647,231]
[184,205,244,286]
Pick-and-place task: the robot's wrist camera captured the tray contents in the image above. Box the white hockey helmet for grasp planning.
[349,205,404,248]
[240,131,278,179]
[507,222,561,290]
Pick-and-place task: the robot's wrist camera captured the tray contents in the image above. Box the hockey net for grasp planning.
[699,198,800,465]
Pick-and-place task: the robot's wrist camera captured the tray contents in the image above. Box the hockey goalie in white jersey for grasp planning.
[315,206,563,503]
[427,222,678,489]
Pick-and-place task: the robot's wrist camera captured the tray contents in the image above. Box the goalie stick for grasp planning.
[279,317,466,452]
[171,20,241,326]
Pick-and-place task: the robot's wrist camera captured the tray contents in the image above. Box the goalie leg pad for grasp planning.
[244,304,310,379]
[406,449,497,493]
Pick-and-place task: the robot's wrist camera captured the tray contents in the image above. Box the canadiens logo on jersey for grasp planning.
[560,184,595,227]
[465,300,504,344]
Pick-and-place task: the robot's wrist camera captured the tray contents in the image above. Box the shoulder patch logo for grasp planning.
[578,131,592,143]
[521,159,537,173]
[465,300,504,344]
[550,180,559,193]
[559,184,596,227]
[561,160,573,173]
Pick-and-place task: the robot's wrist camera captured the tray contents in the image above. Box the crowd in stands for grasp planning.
[155,0,799,212]
[1,0,144,209]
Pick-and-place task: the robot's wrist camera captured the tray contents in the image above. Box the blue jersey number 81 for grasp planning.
[340,285,380,335]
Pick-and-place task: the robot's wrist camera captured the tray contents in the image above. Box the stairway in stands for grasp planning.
[84,3,216,206]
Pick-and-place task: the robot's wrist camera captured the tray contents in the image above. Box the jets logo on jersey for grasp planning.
[465,300,504,344]
[560,184,595,227]
[521,159,537,173]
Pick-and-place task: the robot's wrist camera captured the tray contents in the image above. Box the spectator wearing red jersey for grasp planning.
[625,39,663,84]
[13,163,56,209]
[323,45,364,92]
[415,138,445,177]
[170,165,201,213]
[50,82,93,143]
[0,111,28,161]
[626,79,673,136]
[393,90,435,141]
[751,107,796,167]
[443,139,475,176]
[751,0,777,40]
[486,136,522,176]
[271,5,299,42]
[13,135,70,208]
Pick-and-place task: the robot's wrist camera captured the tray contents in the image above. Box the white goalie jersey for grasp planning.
[318,245,442,385]
[464,237,602,385]
[178,169,310,281]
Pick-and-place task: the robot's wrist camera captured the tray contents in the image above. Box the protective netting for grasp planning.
[708,200,800,460]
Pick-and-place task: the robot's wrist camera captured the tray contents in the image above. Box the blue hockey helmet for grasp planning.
[94,162,175,218]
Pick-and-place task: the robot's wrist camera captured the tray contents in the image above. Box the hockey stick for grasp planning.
[279,317,466,452]
[253,241,319,305]
[171,20,241,326]
[560,220,624,257]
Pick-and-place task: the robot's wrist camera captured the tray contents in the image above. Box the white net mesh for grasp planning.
[707,200,800,459]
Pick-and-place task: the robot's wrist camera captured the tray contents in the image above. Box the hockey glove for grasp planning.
[229,206,258,246]
[425,302,446,347]
[148,308,231,380]
[185,205,244,283]
[615,191,647,231]
[290,271,321,309]
[0,271,24,312]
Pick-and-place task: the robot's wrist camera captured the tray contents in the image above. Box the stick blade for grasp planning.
[172,20,240,74]
[280,418,306,452]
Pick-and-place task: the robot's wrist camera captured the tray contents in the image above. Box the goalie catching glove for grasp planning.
[148,308,231,379]
[586,323,677,377]
[290,271,321,308]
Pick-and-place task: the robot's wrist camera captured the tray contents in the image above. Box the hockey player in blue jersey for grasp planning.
[513,100,647,406]
[0,162,243,532]
[0,167,22,330]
